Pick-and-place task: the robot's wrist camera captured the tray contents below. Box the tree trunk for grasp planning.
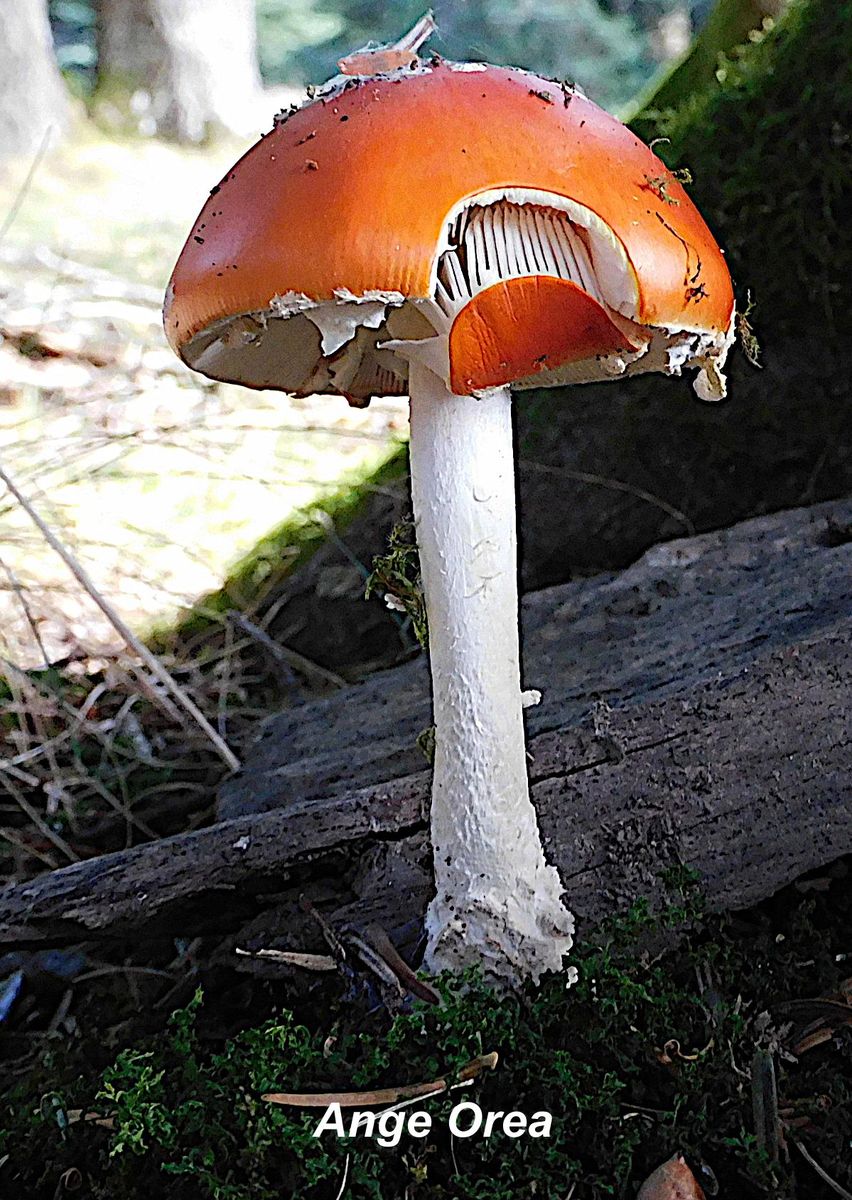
[650,1,693,64]
[95,0,262,142]
[0,0,70,160]
[96,0,162,92]
[632,0,788,115]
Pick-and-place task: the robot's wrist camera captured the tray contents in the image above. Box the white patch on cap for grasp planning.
[666,338,699,376]
[270,291,317,317]
[333,288,406,305]
[692,311,736,401]
[308,302,387,355]
[311,61,432,105]
[305,289,406,355]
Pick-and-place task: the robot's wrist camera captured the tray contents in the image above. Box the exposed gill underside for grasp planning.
[181,190,734,404]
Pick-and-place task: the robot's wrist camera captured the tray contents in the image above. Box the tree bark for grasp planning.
[1,500,849,951]
[0,0,70,160]
[0,622,848,951]
[632,0,788,116]
[95,0,262,142]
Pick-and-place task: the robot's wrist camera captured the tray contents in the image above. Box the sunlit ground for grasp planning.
[0,119,407,666]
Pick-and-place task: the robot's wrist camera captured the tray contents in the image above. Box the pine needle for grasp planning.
[0,464,240,772]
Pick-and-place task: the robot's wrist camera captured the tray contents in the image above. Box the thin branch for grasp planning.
[0,683,106,771]
[228,612,345,690]
[73,965,175,985]
[520,459,695,535]
[0,769,79,863]
[792,1140,852,1200]
[235,947,336,971]
[33,246,163,305]
[0,553,50,666]
[0,824,59,871]
[333,1154,351,1200]
[0,126,53,245]
[0,465,240,772]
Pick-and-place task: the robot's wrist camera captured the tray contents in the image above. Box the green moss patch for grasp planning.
[3,870,849,1199]
[632,0,852,344]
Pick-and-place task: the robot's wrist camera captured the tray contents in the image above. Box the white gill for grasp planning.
[434,201,607,323]
[389,196,646,388]
[398,194,732,399]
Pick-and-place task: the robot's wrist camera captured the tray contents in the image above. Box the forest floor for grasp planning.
[0,126,405,668]
[1,861,849,1200]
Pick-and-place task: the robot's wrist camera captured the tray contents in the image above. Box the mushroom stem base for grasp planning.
[407,362,574,986]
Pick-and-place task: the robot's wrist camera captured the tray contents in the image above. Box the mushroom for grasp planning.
[164,51,734,986]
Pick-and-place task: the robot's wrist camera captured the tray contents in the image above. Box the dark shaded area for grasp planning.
[517,339,847,584]
[525,0,851,583]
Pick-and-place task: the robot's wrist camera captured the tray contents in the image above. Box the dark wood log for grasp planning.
[0,773,429,948]
[218,497,852,824]
[1,501,850,950]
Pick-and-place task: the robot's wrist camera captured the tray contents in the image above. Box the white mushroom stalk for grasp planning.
[407,360,574,983]
[163,45,737,989]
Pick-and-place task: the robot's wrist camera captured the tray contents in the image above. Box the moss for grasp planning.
[3,871,849,1199]
[364,519,428,649]
[627,0,785,120]
[152,448,407,656]
[632,0,852,344]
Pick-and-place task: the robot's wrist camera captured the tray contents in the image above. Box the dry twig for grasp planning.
[0,464,240,771]
[263,1053,498,1107]
[791,1139,852,1200]
[521,459,695,535]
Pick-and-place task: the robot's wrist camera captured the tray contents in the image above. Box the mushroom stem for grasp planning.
[407,361,574,985]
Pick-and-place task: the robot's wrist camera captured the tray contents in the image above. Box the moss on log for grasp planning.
[628,0,787,121]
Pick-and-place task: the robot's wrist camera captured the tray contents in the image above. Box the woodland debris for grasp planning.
[637,1154,706,1200]
[262,1052,497,1107]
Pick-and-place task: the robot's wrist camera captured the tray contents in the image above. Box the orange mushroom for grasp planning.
[165,60,733,404]
[164,38,734,986]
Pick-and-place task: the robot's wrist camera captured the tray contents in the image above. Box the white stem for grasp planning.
[407,362,574,985]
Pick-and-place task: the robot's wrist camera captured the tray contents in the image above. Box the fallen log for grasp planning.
[218,498,852,822]
[1,501,850,950]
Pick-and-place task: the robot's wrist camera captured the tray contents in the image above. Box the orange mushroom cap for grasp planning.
[165,60,735,403]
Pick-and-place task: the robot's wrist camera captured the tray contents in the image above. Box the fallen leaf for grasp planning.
[638,1154,706,1200]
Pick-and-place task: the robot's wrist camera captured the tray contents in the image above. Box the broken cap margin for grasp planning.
[163,59,735,407]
